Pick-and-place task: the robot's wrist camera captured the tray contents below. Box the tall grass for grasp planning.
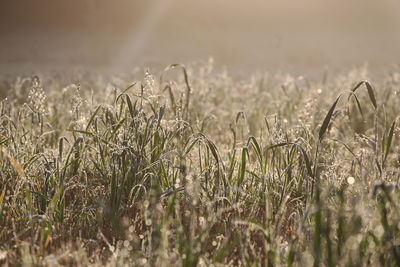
[0,63,399,266]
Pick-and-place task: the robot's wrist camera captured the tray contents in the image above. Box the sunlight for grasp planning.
[113,0,173,69]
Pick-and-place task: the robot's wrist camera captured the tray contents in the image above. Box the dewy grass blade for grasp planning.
[237,146,247,187]
[319,95,341,142]
[384,120,396,165]
[348,91,364,118]
[293,143,313,178]
[351,80,377,110]
[164,64,192,120]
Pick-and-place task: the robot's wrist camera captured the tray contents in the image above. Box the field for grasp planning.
[0,62,399,266]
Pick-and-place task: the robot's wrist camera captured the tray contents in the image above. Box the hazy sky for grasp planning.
[1,0,400,74]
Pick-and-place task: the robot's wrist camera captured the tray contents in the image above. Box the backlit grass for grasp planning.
[0,62,399,266]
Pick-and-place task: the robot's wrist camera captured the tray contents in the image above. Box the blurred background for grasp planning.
[1,0,400,75]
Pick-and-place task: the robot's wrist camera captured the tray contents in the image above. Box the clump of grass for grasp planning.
[0,63,399,266]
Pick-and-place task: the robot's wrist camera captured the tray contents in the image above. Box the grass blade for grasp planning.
[294,143,313,178]
[351,80,377,110]
[384,120,396,165]
[319,95,341,142]
[86,105,102,131]
[0,185,6,209]
[164,64,192,120]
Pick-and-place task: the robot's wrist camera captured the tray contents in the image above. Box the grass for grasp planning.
[0,62,399,266]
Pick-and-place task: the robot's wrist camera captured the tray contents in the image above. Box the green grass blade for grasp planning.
[348,91,364,118]
[238,147,247,186]
[319,95,341,142]
[85,105,102,131]
[351,80,377,110]
[121,82,137,94]
[384,120,396,165]
[294,143,314,178]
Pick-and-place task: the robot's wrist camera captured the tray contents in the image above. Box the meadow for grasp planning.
[0,61,399,266]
